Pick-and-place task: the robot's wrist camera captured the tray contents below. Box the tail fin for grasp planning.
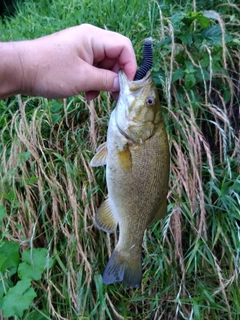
[102,249,142,288]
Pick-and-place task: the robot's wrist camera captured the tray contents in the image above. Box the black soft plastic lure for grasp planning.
[134,38,153,81]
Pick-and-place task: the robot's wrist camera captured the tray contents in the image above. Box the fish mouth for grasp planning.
[119,69,152,92]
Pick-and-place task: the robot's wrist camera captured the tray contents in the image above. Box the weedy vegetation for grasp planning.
[0,0,240,319]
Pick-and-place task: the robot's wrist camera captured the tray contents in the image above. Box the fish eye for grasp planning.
[146,96,155,107]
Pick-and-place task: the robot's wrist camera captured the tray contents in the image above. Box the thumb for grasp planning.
[85,66,120,93]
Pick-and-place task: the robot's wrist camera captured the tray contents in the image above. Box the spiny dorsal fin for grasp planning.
[95,197,118,233]
[90,142,107,167]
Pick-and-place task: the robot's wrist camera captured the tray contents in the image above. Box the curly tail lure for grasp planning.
[134,38,153,81]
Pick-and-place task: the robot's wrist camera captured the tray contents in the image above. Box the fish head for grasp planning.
[115,70,162,144]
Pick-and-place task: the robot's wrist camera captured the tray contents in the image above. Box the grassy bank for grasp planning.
[0,0,239,319]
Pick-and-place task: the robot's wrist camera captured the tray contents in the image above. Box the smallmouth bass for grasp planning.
[90,69,170,287]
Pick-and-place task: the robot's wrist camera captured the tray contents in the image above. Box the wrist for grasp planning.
[0,41,25,99]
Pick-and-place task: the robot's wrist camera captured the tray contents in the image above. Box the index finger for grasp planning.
[105,36,137,80]
[91,29,137,80]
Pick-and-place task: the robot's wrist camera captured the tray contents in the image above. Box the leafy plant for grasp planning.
[0,237,53,317]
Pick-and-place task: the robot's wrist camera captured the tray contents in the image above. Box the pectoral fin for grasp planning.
[95,197,118,233]
[90,142,107,167]
[117,146,132,172]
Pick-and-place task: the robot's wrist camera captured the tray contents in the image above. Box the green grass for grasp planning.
[0,0,240,319]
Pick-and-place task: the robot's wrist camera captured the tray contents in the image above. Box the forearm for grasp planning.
[0,35,83,99]
[0,39,52,99]
[0,42,24,99]
[0,25,137,100]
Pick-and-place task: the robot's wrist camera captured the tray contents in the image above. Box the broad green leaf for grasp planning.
[0,205,7,228]
[0,271,14,299]
[155,37,171,50]
[200,54,210,68]
[26,176,39,185]
[0,241,20,272]
[203,26,232,45]
[0,257,8,271]
[197,16,210,28]
[20,176,39,187]
[18,248,53,280]
[182,11,203,26]
[18,261,43,281]
[50,100,63,113]
[18,151,31,161]
[51,114,62,124]
[171,12,185,28]
[0,115,7,127]
[16,223,24,230]
[0,205,7,220]
[3,190,15,201]
[172,68,184,83]
[179,33,192,46]
[185,73,196,89]
[0,280,5,300]
[2,279,36,318]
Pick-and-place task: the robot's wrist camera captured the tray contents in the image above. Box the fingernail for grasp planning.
[113,76,119,92]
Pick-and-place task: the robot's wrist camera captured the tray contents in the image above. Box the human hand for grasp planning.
[1,24,137,100]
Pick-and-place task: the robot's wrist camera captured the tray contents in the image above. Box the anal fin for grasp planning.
[95,197,117,233]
